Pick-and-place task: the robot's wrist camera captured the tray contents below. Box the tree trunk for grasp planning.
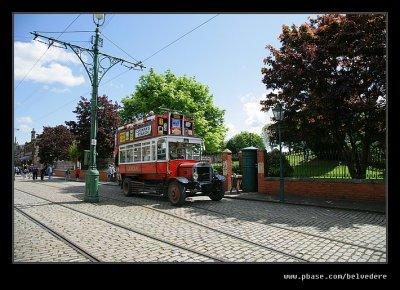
[344,132,370,179]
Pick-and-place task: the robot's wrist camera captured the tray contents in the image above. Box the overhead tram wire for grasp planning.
[100,32,141,63]
[30,14,219,123]
[141,14,220,64]
[100,14,219,72]
[14,14,82,91]
[15,86,42,111]
[34,67,133,123]
[31,30,94,34]
[102,14,115,30]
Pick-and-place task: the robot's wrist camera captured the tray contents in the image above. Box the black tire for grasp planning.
[122,177,133,196]
[168,181,186,206]
[209,182,225,201]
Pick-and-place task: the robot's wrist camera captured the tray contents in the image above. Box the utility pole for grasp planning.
[31,14,145,202]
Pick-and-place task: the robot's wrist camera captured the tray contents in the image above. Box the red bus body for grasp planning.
[114,112,225,205]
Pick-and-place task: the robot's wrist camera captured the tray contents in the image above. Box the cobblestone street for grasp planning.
[13,177,387,263]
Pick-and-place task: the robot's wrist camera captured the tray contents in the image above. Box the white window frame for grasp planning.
[118,136,203,164]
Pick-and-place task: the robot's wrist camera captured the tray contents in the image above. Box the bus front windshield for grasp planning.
[169,142,202,160]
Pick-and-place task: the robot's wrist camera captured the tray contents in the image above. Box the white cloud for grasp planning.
[225,122,238,140]
[19,124,32,133]
[43,85,70,94]
[241,92,274,135]
[17,116,33,132]
[17,116,33,124]
[14,40,85,87]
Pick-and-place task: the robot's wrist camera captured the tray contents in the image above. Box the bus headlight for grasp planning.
[193,172,198,181]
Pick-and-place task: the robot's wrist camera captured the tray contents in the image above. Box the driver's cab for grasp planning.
[157,136,203,161]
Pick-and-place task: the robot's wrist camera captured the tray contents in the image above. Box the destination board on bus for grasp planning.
[135,123,152,138]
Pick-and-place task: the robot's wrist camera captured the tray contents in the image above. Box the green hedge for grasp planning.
[211,161,241,175]
[266,149,294,177]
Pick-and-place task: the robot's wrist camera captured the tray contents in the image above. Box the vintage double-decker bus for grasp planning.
[114,111,225,206]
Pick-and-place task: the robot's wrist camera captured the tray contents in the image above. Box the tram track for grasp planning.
[14,206,101,262]
[18,181,386,260]
[101,193,386,255]
[89,183,387,255]
[15,188,227,262]
[15,184,309,262]
[26,183,313,261]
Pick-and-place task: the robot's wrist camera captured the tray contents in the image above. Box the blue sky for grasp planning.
[14,13,316,145]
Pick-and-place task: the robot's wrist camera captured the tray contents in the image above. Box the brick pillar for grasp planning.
[222,149,232,192]
[257,149,266,193]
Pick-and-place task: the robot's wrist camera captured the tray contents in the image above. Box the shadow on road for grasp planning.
[17,177,386,233]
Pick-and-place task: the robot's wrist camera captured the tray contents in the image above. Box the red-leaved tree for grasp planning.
[261,14,386,179]
[37,125,75,165]
[65,95,121,167]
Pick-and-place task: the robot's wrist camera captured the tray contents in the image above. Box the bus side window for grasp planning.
[134,143,141,162]
[157,139,166,160]
[151,141,156,161]
[142,142,151,162]
[119,149,126,163]
[126,145,134,163]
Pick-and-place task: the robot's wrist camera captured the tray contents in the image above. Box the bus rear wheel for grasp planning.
[122,177,133,196]
[168,181,186,206]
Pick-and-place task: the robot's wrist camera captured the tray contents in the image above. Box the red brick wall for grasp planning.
[256,150,385,202]
[222,150,232,192]
[260,178,385,202]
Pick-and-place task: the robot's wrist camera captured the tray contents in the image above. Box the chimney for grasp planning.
[31,128,36,141]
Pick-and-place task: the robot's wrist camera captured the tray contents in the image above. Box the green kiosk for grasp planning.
[241,146,258,192]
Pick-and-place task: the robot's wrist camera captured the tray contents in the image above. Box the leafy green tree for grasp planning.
[261,14,386,179]
[37,125,75,165]
[120,69,226,154]
[66,95,121,163]
[68,141,80,167]
[226,131,265,154]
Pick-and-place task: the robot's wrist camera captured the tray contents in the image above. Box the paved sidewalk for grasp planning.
[225,191,385,213]
[14,178,386,262]
[23,176,385,213]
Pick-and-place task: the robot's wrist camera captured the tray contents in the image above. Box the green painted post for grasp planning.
[278,121,285,203]
[84,24,100,203]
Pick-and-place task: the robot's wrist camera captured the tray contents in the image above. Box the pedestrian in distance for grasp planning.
[22,167,26,179]
[47,164,53,181]
[40,164,45,181]
[107,165,113,182]
[75,167,81,181]
[65,168,71,181]
[32,165,38,180]
[110,164,116,182]
[28,164,33,179]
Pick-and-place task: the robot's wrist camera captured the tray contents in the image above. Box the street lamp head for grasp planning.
[272,103,285,121]
[93,13,105,26]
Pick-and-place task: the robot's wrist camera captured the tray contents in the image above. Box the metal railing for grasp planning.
[277,149,385,180]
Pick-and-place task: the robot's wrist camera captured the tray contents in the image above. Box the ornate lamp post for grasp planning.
[272,103,285,202]
[31,14,144,202]
[84,13,104,202]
